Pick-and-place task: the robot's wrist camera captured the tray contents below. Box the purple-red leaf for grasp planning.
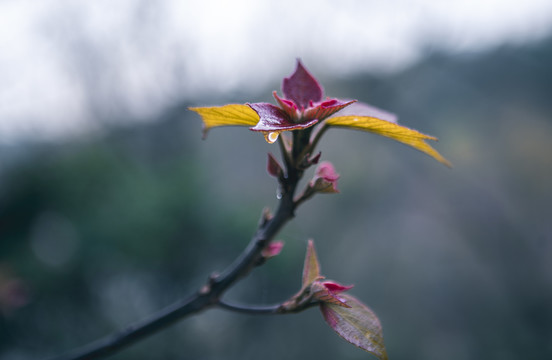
[320,294,388,360]
[273,91,299,121]
[303,99,356,122]
[282,60,323,109]
[267,153,283,178]
[309,152,321,164]
[311,281,351,308]
[248,102,318,143]
[323,281,354,294]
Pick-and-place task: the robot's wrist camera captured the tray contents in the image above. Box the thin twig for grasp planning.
[47,152,304,360]
[217,300,281,314]
[218,298,319,315]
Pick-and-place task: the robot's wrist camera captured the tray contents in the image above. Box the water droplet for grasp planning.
[266,132,279,143]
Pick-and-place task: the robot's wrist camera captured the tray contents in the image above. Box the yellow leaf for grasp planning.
[189,104,259,138]
[326,116,451,167]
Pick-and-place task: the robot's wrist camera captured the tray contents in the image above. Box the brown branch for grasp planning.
[47,149,305,360]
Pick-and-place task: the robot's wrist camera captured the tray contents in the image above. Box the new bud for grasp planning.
[262,241,284,259]
[310,161,340,193]
[267,153,283,178]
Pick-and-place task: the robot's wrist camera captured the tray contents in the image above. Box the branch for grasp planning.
[218,299,319,315]
[48,160,303,360]
[46,294,212,360]
[217,300,281,314]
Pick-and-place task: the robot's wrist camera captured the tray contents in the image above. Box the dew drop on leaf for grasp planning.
[265,132,279,143]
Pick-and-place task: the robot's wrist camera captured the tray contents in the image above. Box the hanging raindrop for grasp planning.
[265,132,279,144]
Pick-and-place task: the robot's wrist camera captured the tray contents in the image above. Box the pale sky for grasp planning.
[1,0,552,144]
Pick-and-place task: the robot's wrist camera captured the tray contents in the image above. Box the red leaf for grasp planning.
[282,60,323,109]
[267,153,283,178]
[248,103,318,142]
[273,91,299,121]
[323,281,353,294]
[303,99,356,122]
[311,281,352,308]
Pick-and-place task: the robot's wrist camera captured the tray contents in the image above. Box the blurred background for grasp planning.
[1,0,552,359]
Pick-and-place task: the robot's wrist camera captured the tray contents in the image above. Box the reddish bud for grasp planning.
[311,280,352,308]
[309,152,321,165]
[311,161,340,193]
[267,153,283,178]
[323,281,354,294]
[262,241,284,258]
